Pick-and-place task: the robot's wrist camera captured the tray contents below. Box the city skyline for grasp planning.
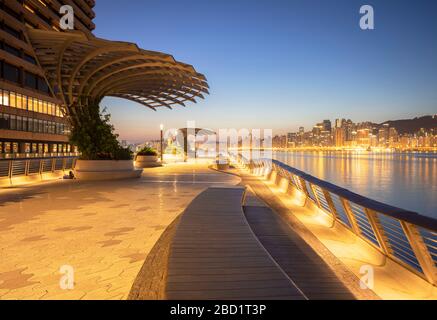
[92,0,437,141]
[273,114,437,150]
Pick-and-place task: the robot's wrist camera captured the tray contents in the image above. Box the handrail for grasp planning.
[233,154,437,286]
[0,156,78,181]
[272,160,437,231]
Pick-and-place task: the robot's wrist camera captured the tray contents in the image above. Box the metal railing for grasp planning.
[0,156,78,181]
[0,153,79,160]
[234,154,437,286]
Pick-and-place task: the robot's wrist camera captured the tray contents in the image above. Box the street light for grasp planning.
[160,124,164,162]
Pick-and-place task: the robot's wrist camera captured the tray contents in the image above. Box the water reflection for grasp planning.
[274,151,437,218]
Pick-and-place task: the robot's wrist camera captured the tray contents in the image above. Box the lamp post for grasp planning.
[160,124,164,163]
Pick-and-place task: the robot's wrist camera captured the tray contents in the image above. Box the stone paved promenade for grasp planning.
[0,162,240,300]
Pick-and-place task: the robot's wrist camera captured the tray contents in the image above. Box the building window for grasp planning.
[16,94,25,109]
[12,142,19,154]
[0,113,10,129]
[24,54,37,65]
[4,142,11,154]
[0,89,10,106]
[38,99,43,113]
[3,24,22,40]
[16,116,22,131]
[23,117,28,131]
[25,72,38,89]
[9,92,17,108]
[37,77,49,93]
[10,115,16,130]
[3,63,20,84]
[28,97,34,112]
[3,43,21,57]
[28,118,34,132]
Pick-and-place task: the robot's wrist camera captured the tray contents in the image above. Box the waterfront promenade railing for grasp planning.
[234,155,437,286]
[0,156,78,181]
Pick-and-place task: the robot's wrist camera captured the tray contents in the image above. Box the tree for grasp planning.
[69,100,132,160]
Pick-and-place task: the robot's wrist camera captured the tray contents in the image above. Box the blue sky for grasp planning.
[93,0,437,142]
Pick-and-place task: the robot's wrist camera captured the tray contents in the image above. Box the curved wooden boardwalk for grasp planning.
[165,187,306,300]
[244,205,355,299]
[130,176,374,300]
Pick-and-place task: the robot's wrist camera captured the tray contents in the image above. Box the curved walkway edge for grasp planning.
[129,186,306,300]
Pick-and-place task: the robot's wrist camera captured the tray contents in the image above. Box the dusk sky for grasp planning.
[93,0,437,142]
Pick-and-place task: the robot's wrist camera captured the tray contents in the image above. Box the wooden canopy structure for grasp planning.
[25,29,209,113]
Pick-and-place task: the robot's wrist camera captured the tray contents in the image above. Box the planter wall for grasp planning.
[135,155,161,168]
[74,160,142,181]
[215,161,230,171]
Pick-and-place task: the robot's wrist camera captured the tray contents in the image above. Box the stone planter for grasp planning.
[135,155,161,168]
[215,160,230,171]
[74,160,142,181]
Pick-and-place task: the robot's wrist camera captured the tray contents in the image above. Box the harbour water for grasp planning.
[273,151,437,219]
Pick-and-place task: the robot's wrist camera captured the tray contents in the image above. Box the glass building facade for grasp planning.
[0,0,95,158]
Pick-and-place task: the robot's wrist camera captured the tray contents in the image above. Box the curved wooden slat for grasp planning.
[25,28,208,111]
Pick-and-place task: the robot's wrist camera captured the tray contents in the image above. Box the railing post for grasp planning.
[323,189,338,219]
[310,183,321,206]
[298,177,309,197]
[39,159,43,175]
[340,198,361,235]
[400,222,437,285]
[25,160,30,176]
[8,160,13,180]
[365,208,392,255]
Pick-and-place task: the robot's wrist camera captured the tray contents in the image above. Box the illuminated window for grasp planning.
[4,142,11,154]
[28,97,34,112]
[38,100,43,113]
[16,94,24,109]
[12,142,19,153]
[43,101,48,114]
[0,90,9,106]
[9,92,17,108]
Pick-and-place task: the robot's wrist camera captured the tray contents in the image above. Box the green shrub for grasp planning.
[137,146,158,156]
